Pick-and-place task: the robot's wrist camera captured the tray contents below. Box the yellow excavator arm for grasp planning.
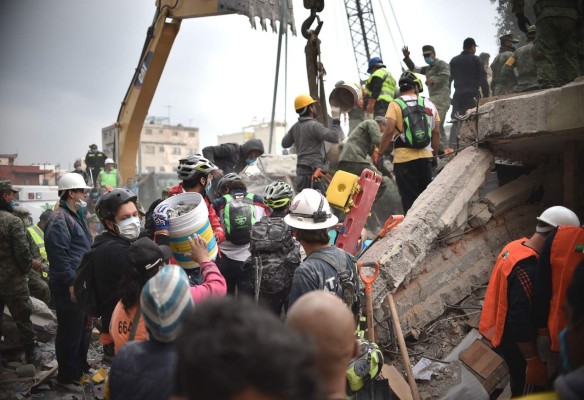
[115,0,295,180]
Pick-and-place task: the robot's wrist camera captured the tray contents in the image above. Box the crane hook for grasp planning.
[301,9,323,40]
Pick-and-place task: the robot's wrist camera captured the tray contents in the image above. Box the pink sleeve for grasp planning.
[189,261,227,303]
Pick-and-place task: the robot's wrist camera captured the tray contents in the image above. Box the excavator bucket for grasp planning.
[159,0,296,35]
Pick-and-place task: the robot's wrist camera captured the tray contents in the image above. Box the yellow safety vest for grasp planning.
[365,68,396,103]
[99,168,118,187]
[27,224,48,263]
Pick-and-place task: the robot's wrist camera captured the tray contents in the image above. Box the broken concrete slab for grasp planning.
[483,173,542,216]
[3,297,57,343]
[361,147,494,304]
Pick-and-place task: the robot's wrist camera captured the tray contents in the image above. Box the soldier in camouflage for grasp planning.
[491,33,521,96]
[513,0,580,88]
[0,181,41,365]
[502,25,540,93]
[12,207,51,305]
[402,45,451,150]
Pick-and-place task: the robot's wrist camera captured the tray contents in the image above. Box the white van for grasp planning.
[13,185,59,224]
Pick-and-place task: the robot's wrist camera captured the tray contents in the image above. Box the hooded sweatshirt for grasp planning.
[202,139,265,175]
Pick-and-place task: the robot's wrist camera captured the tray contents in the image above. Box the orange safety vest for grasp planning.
[479,238,539,347]
[547,226,584,351]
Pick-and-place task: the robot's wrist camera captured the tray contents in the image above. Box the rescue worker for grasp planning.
[151,155,226,285]
[491,33,521,96]
[12,207,50,306]
[286,291,358,400]
[449,38,490,149]
[72,160,90,185]
[534,207,583,378]
[286,189,358,310]
[0,180,41,366]
[379,72,440,214]
[202,139,265,197]
[212,173,268,296]
[513,0,580,88]
[96,158,121,188]
[44,173,93,388]
[479,52,493,89]
[93,188,142,361]
[479,206,580,396]
[502,25,539,93]
[281,94,343,193]
[84,144,107,186]
[402,45,451,150]
[86,213,101,241]
[363,57,397,118]
[337,116,390,201]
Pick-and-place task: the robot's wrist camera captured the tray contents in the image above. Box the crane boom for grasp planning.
[343,0,382,82]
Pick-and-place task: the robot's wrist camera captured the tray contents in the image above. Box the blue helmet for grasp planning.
[367,57,385,74]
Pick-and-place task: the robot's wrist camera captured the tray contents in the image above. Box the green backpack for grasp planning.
[395,96,432,149]
[223,193,256,245]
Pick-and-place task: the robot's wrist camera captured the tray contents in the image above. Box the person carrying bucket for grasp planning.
[212,173,269,296]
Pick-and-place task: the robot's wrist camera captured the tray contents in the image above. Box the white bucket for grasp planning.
[156,192,218,269]
[329,82,362,112]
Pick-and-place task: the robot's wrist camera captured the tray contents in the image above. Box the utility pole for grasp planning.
[166,105,172,125]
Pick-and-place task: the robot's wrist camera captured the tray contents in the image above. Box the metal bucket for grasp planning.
[329,83,362,112]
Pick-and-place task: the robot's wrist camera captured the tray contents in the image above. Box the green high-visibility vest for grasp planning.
[27,224,48,263]
[99,168,118,187]
[366,68,396,103]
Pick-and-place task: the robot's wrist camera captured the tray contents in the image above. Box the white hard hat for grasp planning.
[105,158,115,165]
[58,173,92,191]
[536,206,580,233]
[284,189,338,230]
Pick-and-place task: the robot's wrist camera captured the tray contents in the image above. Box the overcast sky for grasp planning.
[0,0,501,170]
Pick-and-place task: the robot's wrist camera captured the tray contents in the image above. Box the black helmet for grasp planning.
[399,71,423,93]
[95,188,137,223]
[217,172,241,193]
[177,154,218,181]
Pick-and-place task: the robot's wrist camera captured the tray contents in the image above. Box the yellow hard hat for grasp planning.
[294,94,317,111]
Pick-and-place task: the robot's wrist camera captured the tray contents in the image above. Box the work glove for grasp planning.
[330,106,341,119]
[536,328,554,370]
[515,13,531,33]
[153,203,171,233]
[366,99,376,114]
[525,357,548,388]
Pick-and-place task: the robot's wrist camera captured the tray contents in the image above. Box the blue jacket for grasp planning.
[45,201,92,286]
[109,340,176,400]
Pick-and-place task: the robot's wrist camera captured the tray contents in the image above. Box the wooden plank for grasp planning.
[564,140,577,210]
[466,312,481,329]
[382,364,413,400]
[459,339,503,380]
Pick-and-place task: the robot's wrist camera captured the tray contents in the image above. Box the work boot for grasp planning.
[24,341,42,368]
[102,343,115,363]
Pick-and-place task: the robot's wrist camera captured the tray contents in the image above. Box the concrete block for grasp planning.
[468,202,492,228]
[16,364,36,378]
[483,174,542,216]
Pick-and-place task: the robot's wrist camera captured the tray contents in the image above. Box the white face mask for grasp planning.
[116,216,141,241]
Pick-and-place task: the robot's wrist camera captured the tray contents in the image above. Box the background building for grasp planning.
[217,120,286,154]
[102,120,200,176]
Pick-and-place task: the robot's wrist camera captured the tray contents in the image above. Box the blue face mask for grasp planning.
[8,200,16,211]
[245,158,257,165]
[511,43,517,50]
[424,56,434,65]
[560,328,573,373]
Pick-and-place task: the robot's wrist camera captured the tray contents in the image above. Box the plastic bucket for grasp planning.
[157,192,218,269]
[329,83,362,112]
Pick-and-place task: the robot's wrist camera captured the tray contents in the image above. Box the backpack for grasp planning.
[309,247,360,312]
[248,217,301,295]
[223,193,256,245]
[395,96,432,149]
[74,242,105,317]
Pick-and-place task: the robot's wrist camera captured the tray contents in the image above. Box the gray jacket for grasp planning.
[281,117,342,174]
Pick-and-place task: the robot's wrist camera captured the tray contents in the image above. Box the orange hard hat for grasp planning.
[294,94,317,111]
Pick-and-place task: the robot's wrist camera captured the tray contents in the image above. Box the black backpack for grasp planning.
[248,217,301,294]
[394,96,432,149]
[223,193,256,245]
[74,242,105,317]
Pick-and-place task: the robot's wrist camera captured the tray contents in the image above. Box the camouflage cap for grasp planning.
[500,33,520,43]
[527,25,536,35]
[86,213,100,224]
[12,206,30,217]
[0,180,20,192]
[422,45,435,54]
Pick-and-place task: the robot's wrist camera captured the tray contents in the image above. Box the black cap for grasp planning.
[463,38,478,49]
[89,144,98,149]
[128,238,172,278]
[422,45,435,54]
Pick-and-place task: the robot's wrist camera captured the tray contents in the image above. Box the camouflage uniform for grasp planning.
[513,0,580,87]
[0,209,35,345]
[491,45,518,96]
[404,56,451,148]
[503,41,540,93]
